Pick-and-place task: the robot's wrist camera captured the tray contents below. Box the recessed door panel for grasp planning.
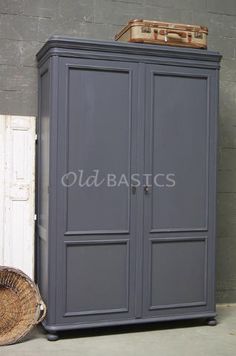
[149,238,207,309]
[65,241,129,316]
[148,72,209,232]
[66,66,132,233]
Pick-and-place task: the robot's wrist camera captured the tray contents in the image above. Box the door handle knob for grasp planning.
[144,185,149,194]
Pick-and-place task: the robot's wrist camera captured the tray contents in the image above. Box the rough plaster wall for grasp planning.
[0,0,236,302]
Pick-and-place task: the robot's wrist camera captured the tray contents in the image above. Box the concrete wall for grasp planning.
[1,0,236,302]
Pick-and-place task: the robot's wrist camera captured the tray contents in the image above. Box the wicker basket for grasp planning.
[0,266,46,346]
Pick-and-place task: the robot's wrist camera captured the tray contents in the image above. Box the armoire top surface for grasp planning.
[36,35,222,66]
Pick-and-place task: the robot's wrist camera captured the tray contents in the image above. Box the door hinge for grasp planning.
[34,214,37,221]
[35,134,38,143]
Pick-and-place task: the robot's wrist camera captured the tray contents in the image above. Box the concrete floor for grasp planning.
[1,305,236,356]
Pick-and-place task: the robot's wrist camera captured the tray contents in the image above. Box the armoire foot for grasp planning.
[207,318,217,326]
[47,332,59,341]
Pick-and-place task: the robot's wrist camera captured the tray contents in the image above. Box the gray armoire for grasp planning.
[36,37,221,340]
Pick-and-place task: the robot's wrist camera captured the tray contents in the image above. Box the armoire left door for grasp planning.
[54,57,141,325]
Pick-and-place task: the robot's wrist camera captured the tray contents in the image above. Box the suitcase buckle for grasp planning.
[141,26,151,33]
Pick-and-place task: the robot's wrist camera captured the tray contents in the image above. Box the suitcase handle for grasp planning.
[159,29,187,39]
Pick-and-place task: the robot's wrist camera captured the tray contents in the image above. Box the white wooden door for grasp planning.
[0,115,36,278]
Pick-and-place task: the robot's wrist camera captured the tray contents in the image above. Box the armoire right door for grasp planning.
[142,64,218,318]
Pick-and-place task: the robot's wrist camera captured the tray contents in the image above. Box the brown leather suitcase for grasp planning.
[115,19,208,49]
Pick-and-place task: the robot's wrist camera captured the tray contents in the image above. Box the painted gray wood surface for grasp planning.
[36,37,221,334]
